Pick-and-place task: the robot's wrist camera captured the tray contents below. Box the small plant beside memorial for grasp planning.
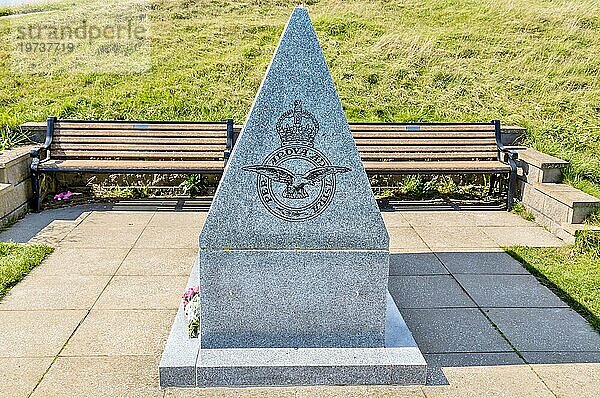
[182,286,200,338]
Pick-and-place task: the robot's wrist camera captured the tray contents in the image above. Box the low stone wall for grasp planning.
[0,146,35,227]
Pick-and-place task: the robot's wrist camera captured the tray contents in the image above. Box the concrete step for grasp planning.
[514,148,569,183]
[519,182,600,233]
[555,223,600,244]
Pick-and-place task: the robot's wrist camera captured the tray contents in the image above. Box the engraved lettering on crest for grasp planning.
[243,100,351,222]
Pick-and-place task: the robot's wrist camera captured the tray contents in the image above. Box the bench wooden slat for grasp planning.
[37,159,225,172]
[362,160,510,173]
[51,143,227,152]
[360,152,498,160]
[53,136,227,144]
[54,129,227,137]
[54,122,228,131]
[357,145,498,153]
[352,132,494,139]
[350,124,495,132]
[354,138,497,146]
[51,150,224,159]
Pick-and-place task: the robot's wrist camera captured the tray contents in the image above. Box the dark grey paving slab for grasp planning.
[388,275,475,309]
[521,351,600,364]
[0,204,109,243]
[435,251,529,274]
[454,274,568,308]
[389,252,448,276]
[401,308,514,354]
[484,308,600,352]
[424,352,524,367]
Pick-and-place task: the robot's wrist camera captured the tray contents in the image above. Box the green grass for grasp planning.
[0,242,53,299]
[511,202,535,222]
[506,244,600,332]
[1,0,599,198]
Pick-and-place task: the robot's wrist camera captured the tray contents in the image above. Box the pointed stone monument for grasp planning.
[160,7,426,387]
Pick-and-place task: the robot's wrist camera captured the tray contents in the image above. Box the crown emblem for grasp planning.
[276,100,319,146]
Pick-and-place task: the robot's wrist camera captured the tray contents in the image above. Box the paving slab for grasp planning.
[423,353,525,386]
[29,247,129,276]
[401,308,514,354]
[532,363,600,398]
[388,227,429,251]
[0,310,86,357]
[26,221,79,246]
[164,386,298,398]
[31,356,163,398]
[389,252,448,276]
[466,211,536,227]
[0,204,100,243]
[435,250,529,274]
[422,365,556,398]
[135,227,200,249]
[389,275,475,309]
[522,351,600,364]
[484,307,600,352]
[118,248,197,276]
[454,274,568,308]
[147,211,208,228]
[0,357,54,398]
[294,385,427,397]
[482,226,564,247]
[413,226,497,249]
[59,226,143,248]
[381,212,411,228]
[0,274,110,310]
[94,275,187,310]
[424,352,524,368]
[402,211,477,227]
[81,210,153,227]
[61,309,174,356]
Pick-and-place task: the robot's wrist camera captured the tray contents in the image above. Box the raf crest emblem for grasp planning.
[243,100,351,222]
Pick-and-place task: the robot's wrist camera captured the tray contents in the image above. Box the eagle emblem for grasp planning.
[243,100,352,222]
[242,165,350,199]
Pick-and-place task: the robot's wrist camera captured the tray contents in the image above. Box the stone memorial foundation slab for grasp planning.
[160,6,426,387]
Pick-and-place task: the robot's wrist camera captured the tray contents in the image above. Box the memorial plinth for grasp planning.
[160,7,426,387]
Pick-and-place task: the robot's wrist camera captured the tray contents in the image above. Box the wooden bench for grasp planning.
[232,120,517,209]
[30,117,234,211]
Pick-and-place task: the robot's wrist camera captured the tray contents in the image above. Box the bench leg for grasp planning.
[506,167,516,211]
[488,174,497,196]
[31,171,41,213]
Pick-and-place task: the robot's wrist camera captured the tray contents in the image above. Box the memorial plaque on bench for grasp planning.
[159,7,426,387]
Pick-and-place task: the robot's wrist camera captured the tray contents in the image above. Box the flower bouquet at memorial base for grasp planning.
[182,286,200,338]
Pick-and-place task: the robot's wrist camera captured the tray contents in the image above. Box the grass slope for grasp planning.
[507,245,600,332]
[0,0,599,197]
[0,242,53,299]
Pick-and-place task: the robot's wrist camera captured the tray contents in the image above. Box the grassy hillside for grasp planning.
[1,0,599,197]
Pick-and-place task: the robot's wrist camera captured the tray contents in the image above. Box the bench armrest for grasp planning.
[30,116,56,168]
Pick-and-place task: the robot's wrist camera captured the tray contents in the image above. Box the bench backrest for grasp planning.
[351,122,500,162]
[48,118,233,161]
[233,121,501,162]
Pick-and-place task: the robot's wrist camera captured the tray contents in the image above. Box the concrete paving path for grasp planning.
[0,202,598,398]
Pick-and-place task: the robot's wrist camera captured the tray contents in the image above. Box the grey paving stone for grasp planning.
[389,253,448,276]
[401,308,514,354]
[388,275,475,309]
[435,251,529,274]
[454,274,568,308]
[424,352,524,386]
[484,308,600,352]
[522,351,600,364]
[424,352,524,367]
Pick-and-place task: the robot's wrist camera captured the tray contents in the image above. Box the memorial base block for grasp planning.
[159,262,427,387]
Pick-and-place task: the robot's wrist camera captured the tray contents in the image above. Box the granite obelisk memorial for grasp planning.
[160,7,426,386]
